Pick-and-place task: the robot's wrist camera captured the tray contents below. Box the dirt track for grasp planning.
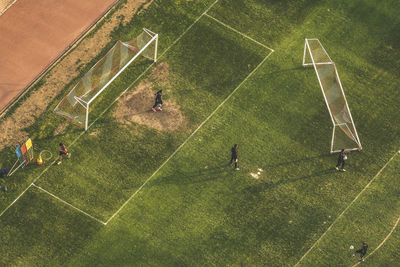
[0,0,149,150]
[0,0,118,112]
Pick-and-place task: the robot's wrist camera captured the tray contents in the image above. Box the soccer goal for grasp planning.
[303,38,362,153]
[54,28,158,130]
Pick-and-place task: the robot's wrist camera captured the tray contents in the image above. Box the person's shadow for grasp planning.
[151,163,233,187]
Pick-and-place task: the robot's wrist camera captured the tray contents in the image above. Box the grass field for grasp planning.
[0,0,399,266]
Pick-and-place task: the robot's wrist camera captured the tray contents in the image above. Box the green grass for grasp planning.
[0,0,399,266]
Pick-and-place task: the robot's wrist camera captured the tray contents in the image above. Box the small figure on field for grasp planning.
[335,148,347,172]
[57,143,70,165]
[229,144,239,170]
[354,241,368,262]
[152,90,163,112]
[0,167,8,178]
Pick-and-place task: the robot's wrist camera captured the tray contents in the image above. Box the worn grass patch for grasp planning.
[0,0,399,266]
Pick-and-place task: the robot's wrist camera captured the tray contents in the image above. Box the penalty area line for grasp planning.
[32,183,106,225]
[105,49,275,225]
[0,159,58,218]
[0,184,32,217]
[0,0,220,222]
[87,0,221,131]
[294,151,399,266]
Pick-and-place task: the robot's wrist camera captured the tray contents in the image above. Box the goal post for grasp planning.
[303,38,362,153]
[54,28,158,130]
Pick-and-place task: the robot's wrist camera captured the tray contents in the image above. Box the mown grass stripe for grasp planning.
[294,150,399,266]
[204,13,274,52]
[0,0,220,221]
[32,183,106,225]
[106,49,274,224]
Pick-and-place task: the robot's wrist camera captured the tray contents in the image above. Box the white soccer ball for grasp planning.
[350,245,354,250]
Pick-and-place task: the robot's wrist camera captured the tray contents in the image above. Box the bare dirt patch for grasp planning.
[89,130,100,137]
[54,122,69,136]
[114,63,187,132]
[150,61,170,82]
[0,0,151,150]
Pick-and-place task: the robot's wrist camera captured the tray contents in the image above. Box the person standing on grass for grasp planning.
[229,144,239,170]
[152,90,163,112]
[0,167,7,178]
[354,241,368,262]
[57,143,70,165]
[335,148,346,172]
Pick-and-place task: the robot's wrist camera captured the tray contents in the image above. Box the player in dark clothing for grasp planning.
[355,242,368,262]
[229,144,239,170]
[152,90,163,112]
[0,167,7,178]
[336,149,346,172]
[57,143,70,165]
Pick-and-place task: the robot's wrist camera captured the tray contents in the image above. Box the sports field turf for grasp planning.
[0,0,399,266]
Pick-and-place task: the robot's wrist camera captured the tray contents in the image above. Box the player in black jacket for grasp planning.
[355,242,368,262]
[152,90,163,112]
[229,144,239,170]
[335,149,346,172]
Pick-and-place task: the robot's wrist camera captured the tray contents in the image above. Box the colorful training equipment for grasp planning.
[8,138,34,176]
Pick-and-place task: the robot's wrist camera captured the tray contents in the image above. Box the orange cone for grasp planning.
[37,155,44,166]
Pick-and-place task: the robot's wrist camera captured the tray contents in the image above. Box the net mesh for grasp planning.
[54,29,156,127]
[307,39,332,63]
[306,39,360,151]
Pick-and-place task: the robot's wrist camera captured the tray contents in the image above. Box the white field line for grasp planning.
[0,160,58,217]
[352,214,400,267]
[105,49,275,225]
[294,151,399,267]
[0,0,219,221]
[32,183,106,225]
[87,0,221,130]
[0,184,32,217]
[204,13,274,52]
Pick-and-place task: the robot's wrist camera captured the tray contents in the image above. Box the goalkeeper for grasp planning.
[335,149,346,172]
[229,144,239,170]
[152,90,163,112]
[355,242,368,262]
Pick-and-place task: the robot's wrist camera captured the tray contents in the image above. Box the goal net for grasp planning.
[54,28,158,130]
[303,38,362,153]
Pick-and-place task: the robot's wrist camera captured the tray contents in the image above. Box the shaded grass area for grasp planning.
[298,155,400,266]
[0,0,217,213]
[0,188,102,266]
[34,15,267,220]
[0,0,399,266]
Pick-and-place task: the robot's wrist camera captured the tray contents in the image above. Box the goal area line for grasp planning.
[294,150,399,266]
[0,0,275,226]
[106,49,274,224]
[0,0,220,222]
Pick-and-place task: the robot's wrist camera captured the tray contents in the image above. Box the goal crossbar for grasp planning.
[54,28,158,130]
[86,32,158,105]
[303,38,362,153]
